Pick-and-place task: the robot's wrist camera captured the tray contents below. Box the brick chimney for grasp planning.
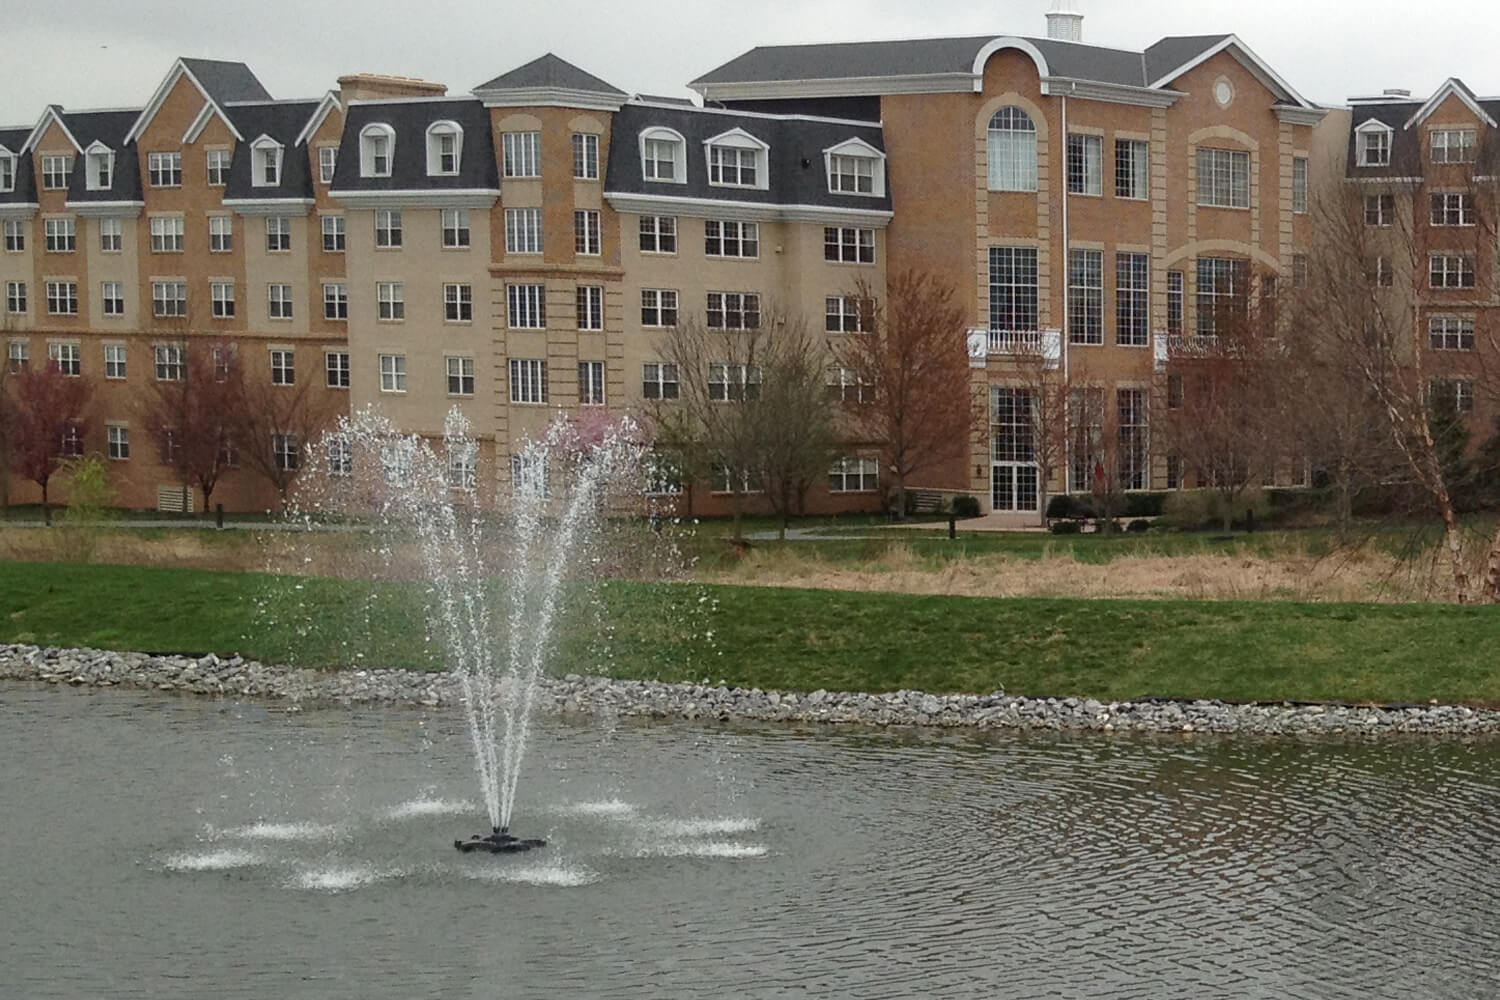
[337,73,447,103]
[1046,0,1083,42]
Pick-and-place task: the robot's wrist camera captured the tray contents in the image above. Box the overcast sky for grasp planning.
[0,0,1485,126]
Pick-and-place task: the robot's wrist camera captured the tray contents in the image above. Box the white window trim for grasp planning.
[822,137,886,198]
[702,127,770,191]
[360,123,396,178]
[426,120,463,177]
[1355,119,1394,167]
[84,140,114,192]
[0,145,15,193]
[639,126,688,185]
[250,135,284,188]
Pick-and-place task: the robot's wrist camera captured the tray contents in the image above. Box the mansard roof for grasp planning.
[331,97,499,196]
[473,53,625,104]
[181,58,274,105]
[1346,87,1500,178]
[0,126,37,207]
[221,100,322,202]
[63,109,144,203]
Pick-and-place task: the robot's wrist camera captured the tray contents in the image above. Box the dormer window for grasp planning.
[704,128,769,190]
[360,123,395,178]
[823,138,886,198]
[639,127,686,184]
[85,143,114,191]
[251,136,283,188]
[1356,121,1393,167]
[426,121,463,176]
[0,149,13,193]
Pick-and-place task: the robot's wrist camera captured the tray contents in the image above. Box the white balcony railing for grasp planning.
[988,328,1043,353]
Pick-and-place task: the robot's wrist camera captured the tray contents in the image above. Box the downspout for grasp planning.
[1060,85,1073,493]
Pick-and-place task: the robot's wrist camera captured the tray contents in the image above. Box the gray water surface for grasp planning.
[3,683,1499,999]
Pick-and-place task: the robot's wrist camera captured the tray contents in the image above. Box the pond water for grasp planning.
[3,683,1499,999]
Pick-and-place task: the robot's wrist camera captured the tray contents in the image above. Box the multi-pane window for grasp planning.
[270,349,295,385]
[1358,128,1390,167]
[707,144,758,187]
[989,246,1039,333]
[253,144,281,187]
[506,208,542,254]
[640,288,678,327]
[576,285,603,331]
[826,366,874,403]
[1068,249,1103,345]
[508,283,546,328]
[206,149,231,186]
[1429,316,1475,350]
[266,216,291,252]
[824,226,875,263]
[87,147,113,189]
[1116,252,1149,346]
[1292,157,1308,214]
[318,146,338,185]
[1196,257,1249,335]
[325,351,350,388]
[211,345,235,381]
[710,463,763,494]
[642,136,684,182]
[147,151,182,187]
[379,353,407,392]
[48,342,81,376]
[447,446,478,490]
[6,281,26,314]
[502,132,541,177]
[1430,254,1476,289]
[107,425,130,460]
[152,281,187,317]
[1117,388,1148,491]
[268,284,293,319]
[709,362,762,401]
[441,208,470,248]
[154,344,184,381]
[323,282,348,320]
[1066,133,1102,195]
[46,280,78,315]
[1432,377,1475,413]
[104,344,126,378]
[209,215,232,252]
[3,219,23,251]
[377,281,405,320]
[430,129,459,175]
[41,154,73,190]
[6,338,28,370]
[643,362,679,400]
[992,387,1038,463]
[444,282,473,322]
[1114,139,1148,200]
[1197,147,1250,208]
[150,216,183,253]
[375,209,402,248]
[1292,254,1308,288]
[447,355,475,395]
[45,217,76,252]
[574,209,601,255]
[321,214,345,251]
[825,295,871,333]
[511,453,550,496]
[210,281,234,318]
[364,130,391,177]
[1068,387,1104,490]
[101,281,124,316]
[1368,256,1394,287]
[273,434,299,472]
[829,457,879,493]
[987,107,1038,192]
[59,422,83,458]
[572,132,599,179]
[706,292,761,330]
[99,217,122,252]
[0,153,14,192]
[510,358,547,403]
[1431,192,1475,227]
[705,219,758,258]
[639,215,677,253]
[578,360,605,405]
[325,434,353,477]
[1365,194,1394,227]
[829,154,876,194]
[1432,129,1477,164]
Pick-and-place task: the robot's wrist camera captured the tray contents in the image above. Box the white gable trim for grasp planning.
[1146,35,1314,109]
[182,101,219,144]
[1404,79,1498,130]
[294,91,343,147]
[704,127,769,151]
[23,106,81,153]
[126,60,245,146]
[971,37,1051,88]
[1355,118,1394,133]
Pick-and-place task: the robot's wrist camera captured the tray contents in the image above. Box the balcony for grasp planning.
[987,328,1042,353]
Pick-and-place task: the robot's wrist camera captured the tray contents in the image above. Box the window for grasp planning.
[59,422,83,458]
[1292,254,1308,288]
[319,146,337,185]
[7,338,28,370]
[6,281,26,314]
[991,386,1038,512]
[1196,257,1249,336]
[574,209,601,255]
[150,216,183,253]
[101,281,124,316]
[1068,249,1103,345]
[1432,129,1477,164]
[211,280,235,318]
[152,280,187,318]
[511,453,550,496]
[1115,139,1148,200]
[447,355,475,395]
[206,149,231,187]
[706,292,760,330]
[1358,126,1391,167]
[503,132,541,177]
[321,214,345,252]
[441,208,470,248]
[268,284,293,319]
[576,285,603,331]
[1066,134,1102,195]
[643,362,679,400]
[1292,156,1308,214]
[99,217,122,252]
[46,281,78,315]
[986,106,1037,192]
[1365,194,1394,227]
[253,140,282,187]
[825,295,871,333]
[829,154,876,195]
[45,217,76,252]
[42,154,73,190]
[641,288,677,327]
[506,208,542,254]
[826,366,874,403]
[645,454,683,495]
[325,351,350,388]
[326,434,353,477]
[154,344,184,381]
[379,353,407,392]
[707,145,757,187]
[578,360,605,405]
[211,345,235,382]
[0,152,13,192]
[270,349,295,385]
[1431,254,1476,289]
[1368,256,1394,287]
[323,282,348,320]
[48,341,81,376]
[1432,377,1475,413]
[86,146,113,190]
[1118,388,1148,490]
[377,281,405,320]
[448,445,478,490]
[104,344,126,378]
[508,283,546,328]
[209,215,232,252]
[426,121,462,176]
[1430,316,1475,350]
[829,457,879,493]
[360,124,394,177]
[573,132,599,179]
[444,282,473,322]
[1068,386,1105,491]
[1431,192,1475,227]
[107,425,129,460]
[266,216,291,252]
[3,219,23,251]
[708,362,761,401]
[1116,252,1149,346]
[989,246,1039,334]
[1197,147,1250,208]
[273,434,299,472]
[705,220,758,258]
[510,358,547,404]
[824,226,875,263]
[710,462,762,494]
[148,151,182,187]
[375,209,402,248]
[641,129,685,182]
[639,215,676,253]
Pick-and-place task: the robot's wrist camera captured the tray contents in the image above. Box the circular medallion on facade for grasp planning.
[1214,77,1235,107]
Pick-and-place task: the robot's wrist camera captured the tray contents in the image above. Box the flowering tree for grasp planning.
[141,341,245,514]
[4,362,93,523]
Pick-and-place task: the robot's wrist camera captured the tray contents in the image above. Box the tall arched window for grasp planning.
[988,107,1037,192]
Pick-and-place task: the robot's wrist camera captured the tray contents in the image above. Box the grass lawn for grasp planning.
[4,560,1500,705]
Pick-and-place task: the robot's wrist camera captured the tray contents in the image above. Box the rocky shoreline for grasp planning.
[3,642,1499,737]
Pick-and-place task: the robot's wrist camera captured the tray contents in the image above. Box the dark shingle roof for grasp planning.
[182,58,273,105]
[474,53,624,96]
[0,127,36,205]
[222,100,321,200]
[1143,35,1232,86]
[62,109,143,203]
[333,98,499,193]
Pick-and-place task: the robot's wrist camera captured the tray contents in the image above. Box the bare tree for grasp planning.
[233,374,339,510]
[140,340,245,514]
[3,360,93,524]
[1007,343,1073,522]
[756,318,839,538]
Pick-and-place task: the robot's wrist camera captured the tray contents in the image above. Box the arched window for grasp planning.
[987,106,1037,192]
[426,120,463,176]
[360,123,396,178]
